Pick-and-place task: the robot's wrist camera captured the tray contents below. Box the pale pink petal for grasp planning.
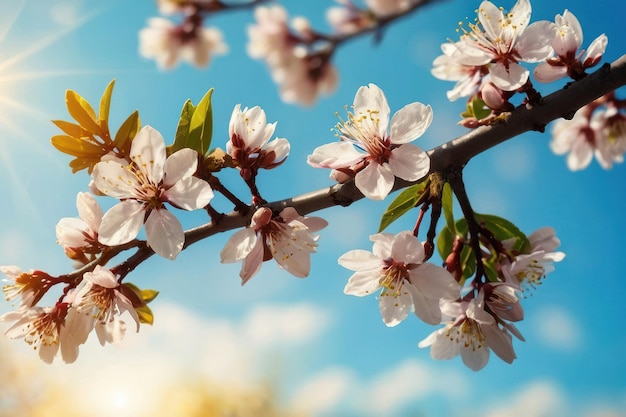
[429,328,461,360]
[378,289,412,327]
[343,269,384,296]
[130,126,167,184]
[307,142,364,169]
[338,249,381,271]
[483,324,516,363]
[370,233,394,259]
[533,63,568,83]
[221,228,258,263]
[98,200,145,246]
[39,342,60,364]
[583,34,608,67]
[355,162,394,200]
[477,1,505,41]
[390,231,424,264]
[490,62,529,91]
[269,232,313,278]
[165,176,214,210]
[507,0,532,32]
[92,160,138,199]
[262,137,290,163]
[56,218,90,247]
[406,283,442,325]
[410,263,460,299]
[567,137,594,170]
[84,265,118,288]
[353,83,390,137]
[76,192,102,232]
[240,239,264,284]
[144,208,184,260]
[460,343,489,371]
[389,102,433,144]
[389,144,430,181]
[515,21,556,62]
[163,148,198,187]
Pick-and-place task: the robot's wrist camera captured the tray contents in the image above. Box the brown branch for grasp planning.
[95,54,626,272]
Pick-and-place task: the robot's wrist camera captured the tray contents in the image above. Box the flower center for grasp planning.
[335,108,392,164]
[380,258,410,297]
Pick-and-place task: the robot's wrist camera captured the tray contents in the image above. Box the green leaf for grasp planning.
[188,88,214,155]
[436,224,455,261]
[98,79,115,124]
[475,213,531,253]
[171,99,196,154]
[114,110,140,155]
[441,182,456,235]
[378,181,429,232]
[172,88,214,155]
[471,96,492,120]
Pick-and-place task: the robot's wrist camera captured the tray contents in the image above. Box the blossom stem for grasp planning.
[447,169,486,283]
[207,175,249,214]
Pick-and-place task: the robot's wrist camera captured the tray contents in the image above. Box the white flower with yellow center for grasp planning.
[92,125,214,260]
[308,83,432,200]
[339,231,459,327]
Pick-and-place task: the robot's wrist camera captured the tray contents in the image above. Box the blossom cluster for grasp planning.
[1,81,329,362]
[339,225,564,371]
[432,0,607,119]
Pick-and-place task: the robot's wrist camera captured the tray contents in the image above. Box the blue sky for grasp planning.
[0,0,624,416]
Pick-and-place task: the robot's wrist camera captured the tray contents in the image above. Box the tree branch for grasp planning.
[139,54,626,263]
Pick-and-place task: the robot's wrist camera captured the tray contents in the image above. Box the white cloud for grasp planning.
[291,358,468,417]
[531,305,583,351]
[243,302,331,349]
[290,367,357,416]
[0,300,333,417]
[484,380,567,417]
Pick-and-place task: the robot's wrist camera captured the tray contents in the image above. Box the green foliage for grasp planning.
[170,88,214,156]
[378,180,430,232]
[460,96,491,121]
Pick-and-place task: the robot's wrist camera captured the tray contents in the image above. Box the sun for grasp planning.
[0,1,105,220]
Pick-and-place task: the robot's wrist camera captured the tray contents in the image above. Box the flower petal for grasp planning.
[144,208,185,260]
[130,125,167,185]
[338,249,381,271]
[163,148,199,187]
[76,192,102,232]
[389,144,430,181]
[354,161,394,200]
[92,160,138,199]
[166,176,214,210]
[221,228,258,263]
[98,200,145,246]
[390,102,433,144]
[353,83,390,137]
[307,142,364,169]
[378,289,412,327]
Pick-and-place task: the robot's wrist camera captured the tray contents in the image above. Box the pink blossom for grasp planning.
[502,227,565,290]
[0,303,89,364]
[92,125,214,259]
[339,231,459,326]
[227,104,290,178]
[139,17,227,69]
[307,83,432,200]
[73,266,140,345]
[534,10,608,83]
[419,293,521,371]
[451,0,555,91]
[56,192,103,265]
[220,207,328,284]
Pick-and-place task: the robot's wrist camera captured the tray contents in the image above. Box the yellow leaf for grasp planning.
[140,288,159,303]
[98,79,116,135]
[65,89,102,135]
[51,134,103,157]
[114,110,140,156]
[135,305,154,325]
[51,120,89,138]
